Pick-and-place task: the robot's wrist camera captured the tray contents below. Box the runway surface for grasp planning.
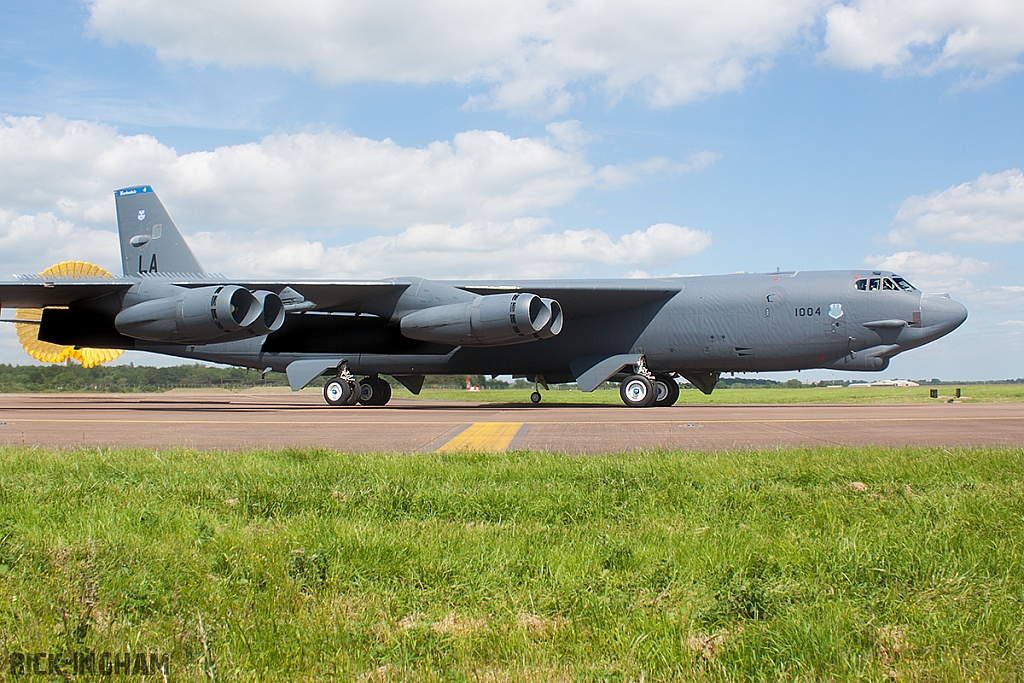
[0,391,1021,452]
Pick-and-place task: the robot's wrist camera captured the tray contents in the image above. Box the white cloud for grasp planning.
[596,152,721,190]
[85,1,1024,114]
[822,0,1024,79]
[0,115,708,231]
[0,210,119,277]
[972,285,1024,309]
[87,0,828,114]
[190,220,712,279]
[0,115,715,284]
[863,250,1024,329]
[886,169,1024,246]
[863,250,994,295]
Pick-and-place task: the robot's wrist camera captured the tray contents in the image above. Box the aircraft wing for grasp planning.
[264,279,681,316]
[457,279,682,317]
[0,279,135,309]
[0,275,679,315]
[0,277,408,312]
[187,281,410,312]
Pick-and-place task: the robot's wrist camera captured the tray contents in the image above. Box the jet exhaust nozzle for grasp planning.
[247,290,286,335]
[400,292,562,346]
[534,298,563,339]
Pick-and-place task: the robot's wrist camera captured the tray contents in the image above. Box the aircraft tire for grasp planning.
[324,378,352,406]
[530,391,542,404]
[620,375,657,407]
[653,374,680,407]
[360,377,392,406]
[358,378,376,405]
[373,378,392,405]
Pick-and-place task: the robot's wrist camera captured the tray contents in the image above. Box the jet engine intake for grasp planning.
[114,285,279,343]
[400,292,560,346]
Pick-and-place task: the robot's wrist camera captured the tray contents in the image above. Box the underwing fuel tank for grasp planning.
[400,292,563,346]
[115,285,285,343]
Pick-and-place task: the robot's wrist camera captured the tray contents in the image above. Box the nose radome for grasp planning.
[921,293,968,334]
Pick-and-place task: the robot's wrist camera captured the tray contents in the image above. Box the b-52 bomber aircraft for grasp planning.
[0,187,967,407]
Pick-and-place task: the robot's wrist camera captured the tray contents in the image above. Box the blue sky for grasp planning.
[1,0,1023,380]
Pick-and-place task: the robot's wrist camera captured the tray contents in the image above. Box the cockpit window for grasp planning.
[892,276,916,292]
[856,275,917,292]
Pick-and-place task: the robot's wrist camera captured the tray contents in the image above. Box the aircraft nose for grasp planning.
[920,293,968,336]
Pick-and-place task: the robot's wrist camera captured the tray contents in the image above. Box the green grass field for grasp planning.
[1,445,1022,681]
[399,383,1024,405]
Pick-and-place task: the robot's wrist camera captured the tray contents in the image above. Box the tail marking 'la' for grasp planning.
[114,186,206,276]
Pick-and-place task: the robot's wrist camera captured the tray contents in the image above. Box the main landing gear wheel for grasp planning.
[653,374,680,407]
[358,376,393,406]
[620,374,657,408]
[530,391,542,404]
[324,378,354,406]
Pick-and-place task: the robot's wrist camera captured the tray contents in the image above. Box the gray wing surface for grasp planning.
[458,279,682,316]
[0,276,678,318]
[0,280,134,308]
[0,277,408,312]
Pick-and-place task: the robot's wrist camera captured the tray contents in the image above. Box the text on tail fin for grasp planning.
[115,186,206,276]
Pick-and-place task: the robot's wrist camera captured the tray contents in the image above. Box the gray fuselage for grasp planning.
[150,270,967,386]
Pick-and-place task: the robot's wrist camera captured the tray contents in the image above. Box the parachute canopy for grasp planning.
[15,261,124,368]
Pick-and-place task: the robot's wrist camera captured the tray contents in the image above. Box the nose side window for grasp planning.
[869,278,881,291]
[855,278,867,290]
[883,278,897,290]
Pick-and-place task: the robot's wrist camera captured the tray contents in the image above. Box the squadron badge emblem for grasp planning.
[828,303,844,319]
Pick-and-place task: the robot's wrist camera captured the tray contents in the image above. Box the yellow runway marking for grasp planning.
[436,422,524,452]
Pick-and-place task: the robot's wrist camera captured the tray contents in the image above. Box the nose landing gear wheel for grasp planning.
[653,374,680,407]
[530,391,542,404]
[620,374,656,407]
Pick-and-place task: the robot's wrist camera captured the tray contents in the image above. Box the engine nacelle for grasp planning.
[115,285,284,343]
[400,292,560,346]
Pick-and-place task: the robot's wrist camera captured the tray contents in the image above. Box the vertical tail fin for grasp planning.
[115,186,206,276]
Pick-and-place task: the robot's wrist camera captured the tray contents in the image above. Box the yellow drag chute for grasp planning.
[15,261,124,368]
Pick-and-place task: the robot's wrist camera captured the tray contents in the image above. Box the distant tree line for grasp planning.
[0,363,1019,393]
[0,363,287,393]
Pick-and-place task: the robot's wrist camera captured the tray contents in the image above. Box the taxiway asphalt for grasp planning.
[0,392,1021,452]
